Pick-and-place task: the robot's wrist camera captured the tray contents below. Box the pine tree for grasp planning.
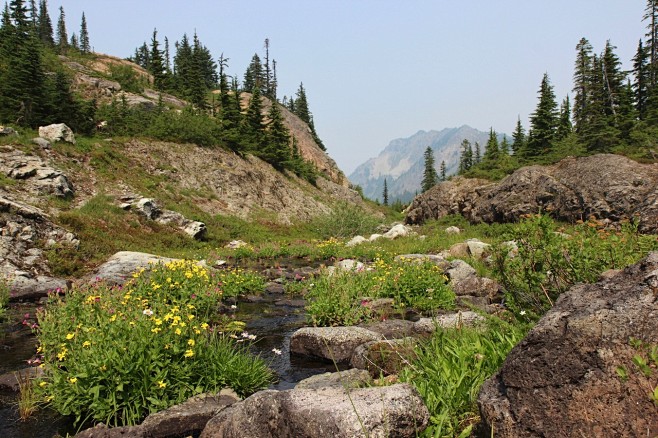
[421,146,438,192]
[293,83,325,150]
[511,117,525,154]
[263,101,291,169]
[500,135,511,156]
[79,11,89,53]
[474,141,481,164]
[573,38,593,134]
[439,160,446,181]
[36,0,53,47]
[243,54,263,93]
[458,139,473,173]
[633,39,650,119]
[382,178,389,206]
[69,32,78,50]
[579,55,619,152]
[55,5,67,53]
[173,34,192,92]
[217,54,242,151]
[149,29,166,90]
[263,38,273,98]
[242,85,265,150]
[483,128,499,162]
[556,96,573,140]
[525,73,559,157]
[192,32,217,88]
[601,40,626,127]
[644,0,658,87]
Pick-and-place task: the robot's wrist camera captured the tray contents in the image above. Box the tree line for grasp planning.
[430,0,658,186]
[0,0,326,185]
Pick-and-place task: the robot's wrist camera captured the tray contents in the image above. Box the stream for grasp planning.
[0,263,337,437]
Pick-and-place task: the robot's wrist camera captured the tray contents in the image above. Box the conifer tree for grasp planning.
[263,38,273,98]
[293,83,325,150]
[382,178,389,206]
[525,73,559,157]
[242,85,265,149]
[601,40,626,127]
[243,54,263,93]
[36,0,53,47]
[511,117,525,154]
[69,32,78,50]
[573,38,593,134]
[79,11,89,53]
[644,0,658,86]
[483,128,500,162]
[500,135,511,156]
[439,160,446,181]
[149,29,166,90]
[217,54,242,151]
[263,101,291,169]
[55,5,67,53]
[556,96,573,140]
[421,146,438,192]
[633,39,650,119]
[192,32,217,88]
[458,139,473,173]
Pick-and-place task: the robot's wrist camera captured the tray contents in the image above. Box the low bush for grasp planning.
[306,202,381,239]
[35,260,272,427]
[0,276,8,320]
[306,257,455,326]
[492,214,658,319]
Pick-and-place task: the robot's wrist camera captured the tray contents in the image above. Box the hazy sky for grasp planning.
[49,1,644,174]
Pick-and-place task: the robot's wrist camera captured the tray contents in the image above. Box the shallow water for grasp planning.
[0,285,336,436]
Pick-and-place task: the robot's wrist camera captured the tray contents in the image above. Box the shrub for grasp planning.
[306,202,381,239]
[492,214,658,319]
[35,260,272,427]
[400,319,528,437]
[306,257,455,326]
[0,276,8,320]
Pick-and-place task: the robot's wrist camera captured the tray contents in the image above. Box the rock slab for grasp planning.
[201,384,429,438]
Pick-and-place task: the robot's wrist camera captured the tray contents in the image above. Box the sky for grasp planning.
[48,1,645,175]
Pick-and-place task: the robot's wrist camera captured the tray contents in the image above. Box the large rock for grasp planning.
[290,326,384,363]
[350,338,418,377]
[131,197,207,239]
[200,384,429,438]
[295,369,371,390]
[412,311,485,334]
[406,154,658,233]
[88,251,178,285]
[38,123,76,144]
[0,146,74,198]
[477,251,658,437]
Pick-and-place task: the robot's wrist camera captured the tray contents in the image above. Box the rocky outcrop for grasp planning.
[200,384,429,438]
[128,197,207,239]
[0,196,72,300]
[477,251,658,437]
[0,146,74,199]
[406,154,658,233]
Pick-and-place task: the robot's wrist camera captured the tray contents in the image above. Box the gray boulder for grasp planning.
[290,326,384,363]
[88,251,178,285]
[412,311,485,334]
[477,252,658,437]
[350,338,418,377]
[32,137,51,149]
[38,123,75,144]
[200,384,429,438]
[295,369,371,390]
[0,126,18,136]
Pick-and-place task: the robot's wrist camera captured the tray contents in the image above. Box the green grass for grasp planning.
[400,318,529,437]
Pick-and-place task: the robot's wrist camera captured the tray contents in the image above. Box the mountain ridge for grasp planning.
[348,125,501,202]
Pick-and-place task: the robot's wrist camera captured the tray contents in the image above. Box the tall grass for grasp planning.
[400,318,529,437]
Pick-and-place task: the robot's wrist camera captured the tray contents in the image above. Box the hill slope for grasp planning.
[348,126,497,202]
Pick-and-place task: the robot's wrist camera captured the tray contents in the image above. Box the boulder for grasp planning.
[0,126,18,136]
[200,384,429,438]
[448,242,470,258]
[451,275,501,300]
[406,154,658,233]
[9,274,68,301]
[32,137,51,149]
[412,311,485,334]
[140,390,240,437]
[225,240,248,249]
[444,226,461,234]
[0,367,43,392]
[334,259,365,272]
[383,223,414,239]
[290,326,384,363]
[295,369,371,390]
[38,123,76,144]
[346,235,367,247]
[393,253,449,269]
[134,198,161,220]
[350,338,418,377]
[368,233,383,241]
[358,319,415,339]
[466,238,491,259]
[477,251,658,437]
[445,259,477,285]
[88,251,178,285]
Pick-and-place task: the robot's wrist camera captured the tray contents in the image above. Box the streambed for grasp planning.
[0,261,339,437]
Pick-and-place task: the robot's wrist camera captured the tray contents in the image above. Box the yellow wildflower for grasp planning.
[187,339,195,346]
[65,333,75,340]
[39,381,48,387]
[82,341,91,348]
[175,328,182,336]
[157,380,167,389]
[184,349,194,358]
[69,377,77,384]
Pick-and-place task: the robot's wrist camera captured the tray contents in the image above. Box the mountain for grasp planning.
[348,126,500,202]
